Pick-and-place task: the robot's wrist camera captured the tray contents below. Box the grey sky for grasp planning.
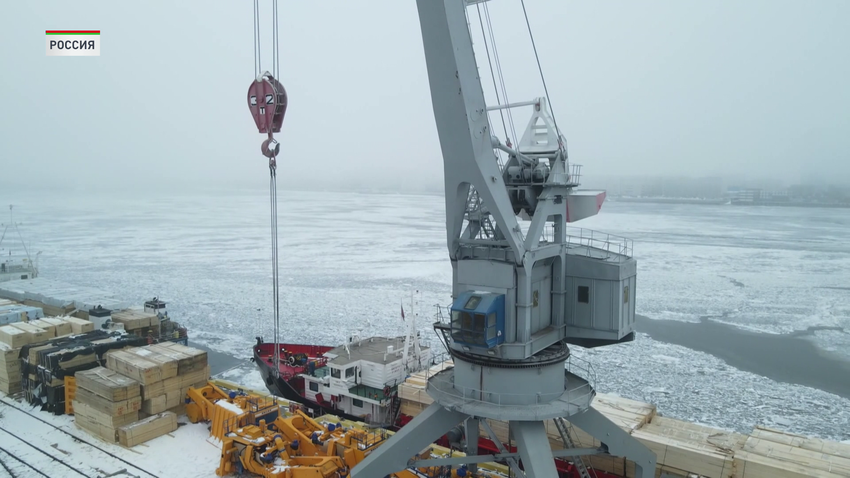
[1,1,848,193]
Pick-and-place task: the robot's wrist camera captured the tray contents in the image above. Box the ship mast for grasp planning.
[401,289,421,372]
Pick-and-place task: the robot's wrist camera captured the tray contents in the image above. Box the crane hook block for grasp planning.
[247,73,288,134]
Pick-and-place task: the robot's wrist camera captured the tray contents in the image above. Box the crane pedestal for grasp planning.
[351,347,656,478]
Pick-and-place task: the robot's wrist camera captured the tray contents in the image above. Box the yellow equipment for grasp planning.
[197,385,490,478]
[186,382,231,423]
[216,410,474,478]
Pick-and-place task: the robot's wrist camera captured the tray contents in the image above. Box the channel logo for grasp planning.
[46,30,100,56]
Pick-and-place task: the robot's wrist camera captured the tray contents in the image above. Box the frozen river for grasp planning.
[7,188,850,442]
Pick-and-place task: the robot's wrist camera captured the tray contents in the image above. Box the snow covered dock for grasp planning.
[0,394,219,478]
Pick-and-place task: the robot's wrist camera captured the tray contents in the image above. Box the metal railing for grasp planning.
[565,353,597,395]
[541,226,633,258]
[568,163,582,186]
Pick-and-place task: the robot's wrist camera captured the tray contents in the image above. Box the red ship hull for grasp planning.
[252,339,367,422]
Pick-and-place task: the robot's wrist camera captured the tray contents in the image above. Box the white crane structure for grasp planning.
[350,1,655,477]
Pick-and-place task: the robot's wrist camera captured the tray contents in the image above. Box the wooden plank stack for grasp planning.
[631,415,745,478]
[0,344,21,394]
[0,325,29,349]
[734,427,850,478]
[9,322,49,343]
[72,367,142,442]
[111,309,158,338]
[106,343,208,416]
[118,411,178,447]
[27,319,58,338]
[64,316,95,334]
[41,318,73,337]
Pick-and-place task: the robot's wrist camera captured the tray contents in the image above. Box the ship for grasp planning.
[252,292,433,428]
[0,205,39,283]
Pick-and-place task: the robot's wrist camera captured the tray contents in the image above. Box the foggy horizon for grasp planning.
[2,1,849,194]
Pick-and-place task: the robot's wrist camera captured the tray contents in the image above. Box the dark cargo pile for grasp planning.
[19,330,147,414]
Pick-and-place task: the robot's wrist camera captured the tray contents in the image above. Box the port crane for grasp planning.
[247,1,655,477]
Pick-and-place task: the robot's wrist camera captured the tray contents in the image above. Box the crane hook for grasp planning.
[248,71,288,162]
[262,136,280,159]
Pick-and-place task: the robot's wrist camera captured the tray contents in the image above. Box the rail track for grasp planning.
[0,397,156,478]
[0,444,50,477]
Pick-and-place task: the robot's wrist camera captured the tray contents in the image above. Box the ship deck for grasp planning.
[324,335,430,367]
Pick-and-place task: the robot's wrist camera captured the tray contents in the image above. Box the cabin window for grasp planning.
[352,399,364,408]
[345,367,355,378]
[331,368,341,379]
[309,382,319,392]
[452,313,493,346]
[473,314,485,332]
[578,286,589,304]
[464,295,481,309]
[461,312,473,330]
[533,290,539,307]
[623,285,629,304]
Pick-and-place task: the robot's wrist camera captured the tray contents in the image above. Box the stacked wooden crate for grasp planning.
[0,324,29,349]
[118,411,178,447]
[72,367,141,443]
[64,316,96,334]
[106,343,208,416]
[41,318,73,336]
[138,343,209,415]
[0,344,21,394]
[111,309,158,338]
[27,319,58,338]
[8,321,49,343]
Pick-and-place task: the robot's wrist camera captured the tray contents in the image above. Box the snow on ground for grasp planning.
[0,395,219,478]
[9,189,850,443]
[216,364,270,392]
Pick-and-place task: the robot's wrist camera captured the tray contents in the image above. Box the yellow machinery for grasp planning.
[186,382,282,441]
[187,383,275,423]
[189,382,491,477]
[216,410,366,477]
[216,410,480,478]
[186,382,231,423]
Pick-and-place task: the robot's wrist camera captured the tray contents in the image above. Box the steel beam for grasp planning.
[513,420,560,478]
[350,402,466,478]
[568,407,657,478]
